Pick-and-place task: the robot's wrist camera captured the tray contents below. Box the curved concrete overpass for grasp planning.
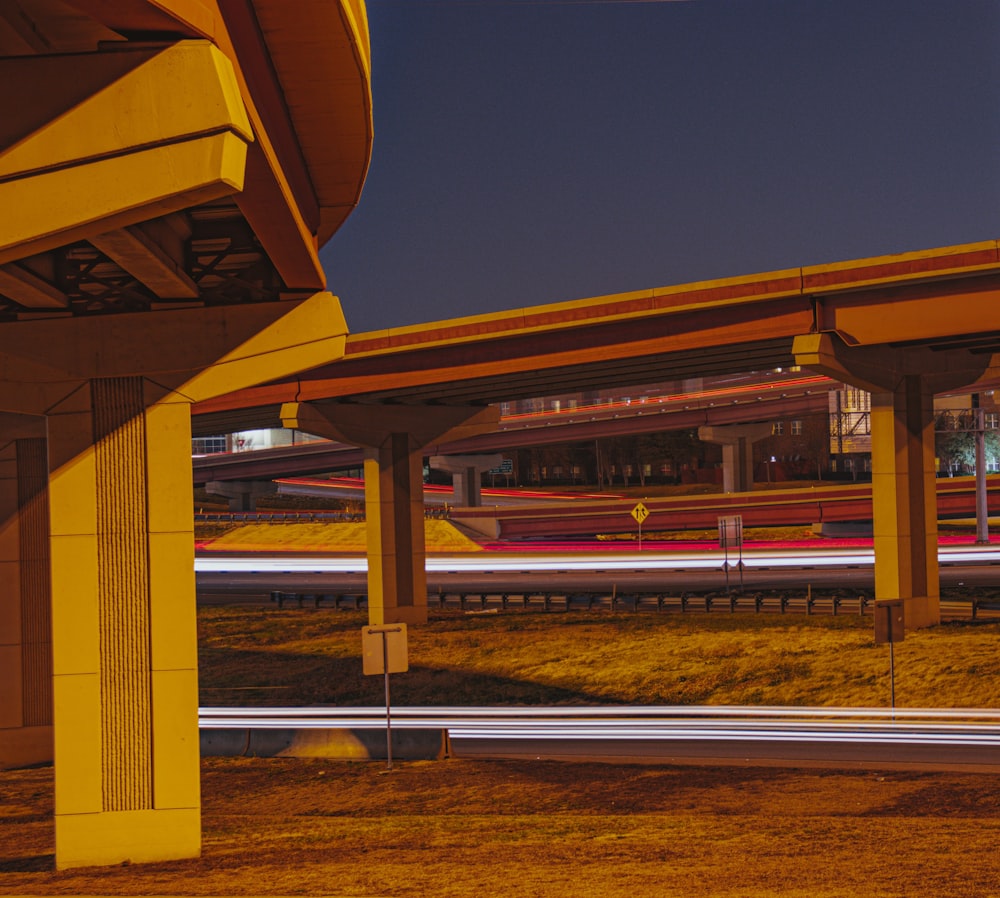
[0,0,373,869]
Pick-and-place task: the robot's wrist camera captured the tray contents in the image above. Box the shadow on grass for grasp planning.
[199,647,605,707]
[0,854,54,872]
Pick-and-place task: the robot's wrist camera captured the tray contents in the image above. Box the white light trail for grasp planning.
[198,706,1000,750]
[194,545,1000,575]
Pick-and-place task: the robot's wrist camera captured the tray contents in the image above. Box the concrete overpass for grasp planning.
[4,0,1000,874]
[195,240,1000,633]
[191,375,833,485]
[0,0,371,869]
[451,477,1000,541]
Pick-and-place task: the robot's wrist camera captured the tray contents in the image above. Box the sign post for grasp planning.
[631,501,649,550]
[717,515,744,594]
[489,458,514,487]
[874,600,904,713]
[362,624,409,770]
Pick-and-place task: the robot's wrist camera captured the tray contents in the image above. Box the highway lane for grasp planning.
[195,545,1000,600]
[198,706,1000,772]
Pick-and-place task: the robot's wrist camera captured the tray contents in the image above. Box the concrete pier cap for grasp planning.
[698,423,773,493]
[429,453,503,507]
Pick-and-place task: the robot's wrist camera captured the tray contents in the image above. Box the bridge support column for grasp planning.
[428,454,503,507]
[869,376,938,629]
[46,382,201,869]
[697,423,772,493]
[282,402,499,625]
[0,418,52,769]
[794,333,996,628]
[364,432,427,625]
[0,293,347,868]
[204,479,277,512]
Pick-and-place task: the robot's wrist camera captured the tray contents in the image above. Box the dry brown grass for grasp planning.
[200,519,483,554]
[2,758,1000,897]
[4,608,1000,896]
[198,607,1000,709]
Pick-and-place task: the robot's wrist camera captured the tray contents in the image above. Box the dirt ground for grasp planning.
[2,757,1000,898]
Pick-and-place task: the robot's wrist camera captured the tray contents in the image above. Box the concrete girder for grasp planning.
[281,402,499,625]
[0,41,253,268]
[794,333,999,629]
[0,294,348,414]
[813,271,1000,348]
[0,263,68,310]
[90,222,199,301]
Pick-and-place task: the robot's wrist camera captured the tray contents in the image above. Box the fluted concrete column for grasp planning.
[0,293,348,868]
[47,379,200,869]
[0,422,52,769]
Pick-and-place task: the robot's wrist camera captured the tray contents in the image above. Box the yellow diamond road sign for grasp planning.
[631,502,649,525]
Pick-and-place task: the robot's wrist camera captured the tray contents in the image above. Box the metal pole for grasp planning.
[975,402,989,545]
[886,604,896,717]
[382,630,393,772]
[889,639,896,715]
[721,527,729,595]
[738,536,744,593]
[836,389,844,461]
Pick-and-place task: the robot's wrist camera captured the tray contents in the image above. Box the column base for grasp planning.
[370,605,428,627]
[56,807,200,870]
[0,725,53,769]
[901,596,940,630]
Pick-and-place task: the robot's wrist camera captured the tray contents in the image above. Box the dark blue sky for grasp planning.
[319,0,1000,334]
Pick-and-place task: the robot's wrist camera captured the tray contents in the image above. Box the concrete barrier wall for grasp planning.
[201,727,449,760]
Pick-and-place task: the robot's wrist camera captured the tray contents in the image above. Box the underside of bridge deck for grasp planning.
[0,0,371,869]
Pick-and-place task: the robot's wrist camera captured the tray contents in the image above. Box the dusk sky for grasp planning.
[319,0,1000,334]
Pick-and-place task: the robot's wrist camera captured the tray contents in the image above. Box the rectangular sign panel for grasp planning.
[362,624,409,675]
[718,515,743,548]
[874,600,905,645]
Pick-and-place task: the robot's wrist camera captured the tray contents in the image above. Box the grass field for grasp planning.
[198,518,484,553]
[197,606,1000,709]
[4,758,1000,898]
[3,606,999,896]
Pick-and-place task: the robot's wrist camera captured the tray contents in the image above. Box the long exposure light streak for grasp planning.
[194,545,1000,575]
[198,706,1000,751]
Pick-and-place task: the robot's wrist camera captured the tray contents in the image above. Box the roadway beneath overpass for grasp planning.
[192,374,831,484]
[193,240,1000,632]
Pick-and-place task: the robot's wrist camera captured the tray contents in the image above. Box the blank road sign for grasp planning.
[874,601,905,645]
[362,624,409,675]
[718,515,743,548]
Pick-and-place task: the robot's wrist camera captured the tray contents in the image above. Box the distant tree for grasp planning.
[936,428,1000,475]
[636,430,701,482]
